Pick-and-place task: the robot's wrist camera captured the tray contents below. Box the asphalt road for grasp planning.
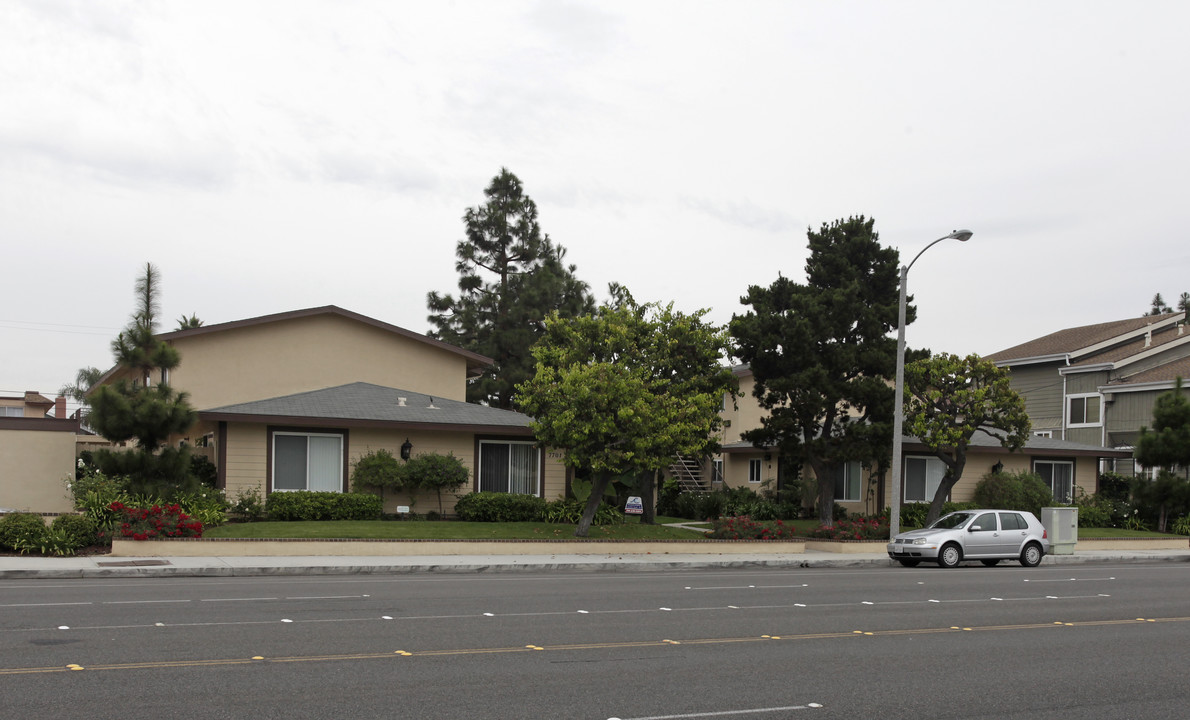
[2,563,1189,719]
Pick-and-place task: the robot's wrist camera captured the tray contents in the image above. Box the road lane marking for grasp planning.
[5,616,1189,676]
[608,703,822,719]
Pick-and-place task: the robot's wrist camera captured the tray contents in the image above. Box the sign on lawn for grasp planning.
[625,496,644,515]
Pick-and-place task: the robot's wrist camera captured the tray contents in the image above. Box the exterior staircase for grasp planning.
[669,455,708,493]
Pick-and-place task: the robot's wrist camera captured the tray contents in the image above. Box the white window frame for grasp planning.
[1066,393,1103,428]
[1033,430,1053,438]
[1034,459,1075,503]
[478,440,540,495]
[711,458,724,484]
[748,458,762,483]
[903,456,945,503]
[834,461,863,502]
[271,431,344,493]
[1,406,23,417]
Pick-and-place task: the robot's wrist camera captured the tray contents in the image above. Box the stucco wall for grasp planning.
[166,313,471,410]
[0,425,77,513]
[222,422,567,514]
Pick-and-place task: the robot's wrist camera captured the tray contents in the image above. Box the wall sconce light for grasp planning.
[401,438,413,460]
[764,453,772,462]
[991,461,1004,475]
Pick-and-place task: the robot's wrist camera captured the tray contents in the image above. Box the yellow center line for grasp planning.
[2,615,1183,676]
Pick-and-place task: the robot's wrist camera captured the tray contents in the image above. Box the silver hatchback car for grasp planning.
[887,509,1050,568]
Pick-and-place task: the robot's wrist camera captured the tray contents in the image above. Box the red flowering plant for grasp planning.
[707,516,799,540]
[109,502,204,540]
[802,516,889,541]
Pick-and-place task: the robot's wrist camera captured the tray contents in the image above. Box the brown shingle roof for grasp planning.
[986,313,1181,363]
[1110,355,1190,386]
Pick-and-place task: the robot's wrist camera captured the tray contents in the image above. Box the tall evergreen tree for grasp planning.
[89,263,197,495]
[427,168,594,409]
[730,216,901,527]
[1134,378,1190,531]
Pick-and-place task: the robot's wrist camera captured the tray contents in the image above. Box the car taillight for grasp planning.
[1042,529,1048,539]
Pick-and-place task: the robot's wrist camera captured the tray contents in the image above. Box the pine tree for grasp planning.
[89,263,198,495]
[426,169,594,408]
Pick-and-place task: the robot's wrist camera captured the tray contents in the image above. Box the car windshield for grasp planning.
[928,512,973,530]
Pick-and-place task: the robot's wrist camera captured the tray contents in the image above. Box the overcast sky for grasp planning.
[3,0,1188,412]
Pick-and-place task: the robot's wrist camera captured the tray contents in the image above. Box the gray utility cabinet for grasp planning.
[1041,506,1078,555]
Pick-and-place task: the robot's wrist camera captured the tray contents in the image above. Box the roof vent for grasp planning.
[397,397,406,407]
[1145,330,1152,347]
[427,397,439,410]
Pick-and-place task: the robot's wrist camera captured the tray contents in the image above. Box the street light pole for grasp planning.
[889,229,973,538]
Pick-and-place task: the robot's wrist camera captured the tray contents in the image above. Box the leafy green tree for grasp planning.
[518,298,736,536]
[427,168,594,409]
[89,263,197,495]
[1134,377,1190,531]
[905,353,1031,524]
[405,453,470,515]
[1179,293,1190,314]
[730,216,900,527]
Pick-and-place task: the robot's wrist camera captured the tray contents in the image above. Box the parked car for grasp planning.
[887,509,1049,568]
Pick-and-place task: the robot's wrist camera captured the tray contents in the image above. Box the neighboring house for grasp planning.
[0,391,77,513]
[89,306,565,512]
[714,365,1132,514]
[986,311,1190,477]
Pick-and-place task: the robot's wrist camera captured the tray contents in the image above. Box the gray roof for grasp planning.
[200,382,533,434]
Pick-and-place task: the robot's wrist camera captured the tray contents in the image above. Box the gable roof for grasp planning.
[161,305,493,377]
[986,313,1184,365]
[199,382,534,435]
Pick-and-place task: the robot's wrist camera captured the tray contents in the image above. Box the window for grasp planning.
[1,406,23,417]
[1035,459,1074,503]
[711,459,724,484]
[999,512,1027,530]
[748,459,762,483]
[904,456,945,503]
[1033,430,1052,438]
[971,512,998,532]
[1067,394,1102,427]
[272,432,343,492]
[478,440,539,494]
[834,461,862,502]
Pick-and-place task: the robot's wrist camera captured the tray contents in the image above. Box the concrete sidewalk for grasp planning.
[2,547,1190,579]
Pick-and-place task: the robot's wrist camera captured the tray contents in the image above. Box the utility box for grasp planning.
[1042,507,1078,555]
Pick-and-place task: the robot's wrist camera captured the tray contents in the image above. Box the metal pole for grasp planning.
[890,265,908,538]
[889,230,972,538]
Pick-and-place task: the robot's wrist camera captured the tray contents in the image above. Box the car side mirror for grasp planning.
[969,525,981,532]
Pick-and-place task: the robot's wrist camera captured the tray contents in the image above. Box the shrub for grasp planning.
[172,489,229,528]
[453,492,546,522]
[1097,472,1132,503]
[264,491,383,521]
[228,487,266,522]
[51,514,99,549]
[0,513,47,551]
[803,516,889,540]
[112,502,204,540]
[973,471,1053,516]
[707,516,797,540]
[190,455,218,488]
[405,453,469,515]
[351,449,406,492]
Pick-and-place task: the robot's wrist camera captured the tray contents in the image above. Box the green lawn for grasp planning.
[203,517,1178,541]
[205,517,709,541]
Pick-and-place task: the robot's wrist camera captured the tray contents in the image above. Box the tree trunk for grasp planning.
[817,476,833,528]
[639,470,656,525]
[575,472,611,537]
[926,458,966,526]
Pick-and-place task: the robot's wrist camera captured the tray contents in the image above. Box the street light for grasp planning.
[889,229,973,538]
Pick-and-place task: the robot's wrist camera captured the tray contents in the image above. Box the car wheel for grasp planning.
[1020,542,1043,567]
[897,559,921,568]
[980,559,1000,567]
[938,543,962,568]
